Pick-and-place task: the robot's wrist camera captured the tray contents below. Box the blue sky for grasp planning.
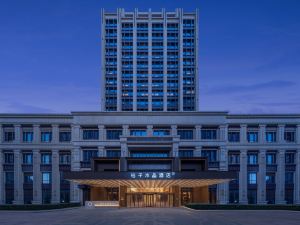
[0,0,299,113]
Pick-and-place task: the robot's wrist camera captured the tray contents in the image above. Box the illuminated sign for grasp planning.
[130,172,176,179]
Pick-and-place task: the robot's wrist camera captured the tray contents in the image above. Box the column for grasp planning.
[132,9,137,111]
[219,125,228,142]
[0,149,4,204]
[148,12,152,111]
[172,140,179,157]
[32,149,42,204]
[120,139,128,157]
[171,125,177,136]
[259,124,266,144]
[70,147,81,203]
[162,8,167,111]
[296,125,300,144]
[71,125,80,141]
[257,149,267,204]
[117,8,123,111]
[278,124,285,143]
[218,146,229,204]
[0,124,3,143]
[52,124,59,144]
[33,124,40,144]
[98,145,105,157]
[240,124,247,144]
[14,124,21,143]
[239,149,248,204]
[146,125,153,137]
[13,149,23,204]
[98,125,105,141]
[122,125,129,136]
[276,149,286,204]
[195,125,201,141]
[178,8,184,112]
[51,149,60,204]
[194,146,201,157]
[295,149,300,204]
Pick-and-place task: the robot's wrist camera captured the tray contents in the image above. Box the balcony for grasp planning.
[208,161,219,168]
[80,161,91,168]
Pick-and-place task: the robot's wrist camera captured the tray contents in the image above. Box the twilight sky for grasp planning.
[0,0,300,114]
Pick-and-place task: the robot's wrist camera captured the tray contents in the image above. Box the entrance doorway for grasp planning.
[126,193,174,207]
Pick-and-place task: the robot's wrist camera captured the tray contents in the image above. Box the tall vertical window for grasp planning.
[228,153,240,164]
[42,172,51,184]
[4,131,15,142]
[201,150,217,162]
[83,150,98,162]
[41,131,52,142]
[178,129,194,140]
[248,172,257,184]
[201,129,217,140]
[228,131,240,142]
[285,171,294,184]
[266,131,276,143]
[106,130,122,140]
[59,131,71,142]
[23,153,33,164]
[248,153,258,164]
[23,131,33,142]
[4,153,14,164]
[266,153,276,165]
[83,129,99,140]
[5,172,14,184]
[179,150,194,158]
[41,153,51,164]
[24,172,33,184]
[285,152,295,164]
[247,132,258,143]
[284,131,295,142]
[266,173,275,184]
[59,153,71,164]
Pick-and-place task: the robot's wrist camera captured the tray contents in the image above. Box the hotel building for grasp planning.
[0,9,299,207]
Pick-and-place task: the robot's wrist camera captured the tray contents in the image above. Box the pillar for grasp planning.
[146,125,153,137]
[297,125,300,145]
[52,124,59,144]
[193,186,209,203]
[70,147,81,203]
[32,149,42,204]
[276,149,286,204]
[194,146,201,157]
[172,138,179,157]
[33,124,40,144]
[259,124,266,144]
[278,124,285,143]
[240,124,247,144]
[98,125,105,141]
[0,149,4,204]
[119,185,127,207]
[13,149,23,204]
[171,125,177,136]
[172,186,181,207]
[219,125,228,142]
[218,146,229,204]
[122,125,129,136]
[0,124,3,143]
[195,125,201,140]
[239,149,248,204]
[98,145,105,157]
[14,124,21,143]
[51,149,60,204]
[257,150,267,204]
[295,149,300,204]
[71,125,80,142]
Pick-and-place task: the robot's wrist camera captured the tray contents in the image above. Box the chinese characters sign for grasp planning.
[129,172,176,179]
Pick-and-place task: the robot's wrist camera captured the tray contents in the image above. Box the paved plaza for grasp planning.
[0,207,300,225]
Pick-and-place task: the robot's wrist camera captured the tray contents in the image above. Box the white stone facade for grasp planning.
[0,112,300,205]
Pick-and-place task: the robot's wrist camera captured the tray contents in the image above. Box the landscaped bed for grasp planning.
[0,203,81,210]
[185,203,300,211]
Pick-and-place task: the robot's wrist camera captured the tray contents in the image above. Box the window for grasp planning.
[83,129,99,140]
[24,172,33,184]
[59,132,71,142]
[59,153,71,164]
[266,131,276,143]
[228,153,240,164]
[4,153,14,164]
[130,130,147,136]
[285,153,295,164]
[106,150,121,158]
[248,190,257,204]
[248,153,258,164]
[42,189,51,204]
[248,172,257,184]
[23,153,33,164]
[60,190,70,203]
[266,173,275,184]
[5,172,14,184]
[106,130,122,140]
[266,153,276,165]
[42,172,51,184]
[23,132,33,142]
[201,129,217,140]
[178,129,193,140]
[284,131,295,142]
[153,129,170,136]
[41,132,52,142]
[229,190,239,204]
[228,131,240,142]
[247,132,258,143]
[202,150,217,162]
[285,172,294,184]
[179,150,194,158]
[41,153,51,164]
[4,131,15,142]
[130,151,168,158]
[83,150,98,162]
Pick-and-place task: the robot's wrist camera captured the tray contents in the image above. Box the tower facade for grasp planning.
[101,8,199,112]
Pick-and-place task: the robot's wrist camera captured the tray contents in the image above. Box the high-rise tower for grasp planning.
[101,8,199,111]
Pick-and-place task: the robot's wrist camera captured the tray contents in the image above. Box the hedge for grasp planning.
[185,203,300,211]
[0,203,81,210]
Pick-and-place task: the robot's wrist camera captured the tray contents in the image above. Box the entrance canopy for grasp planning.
[64,171,236,188]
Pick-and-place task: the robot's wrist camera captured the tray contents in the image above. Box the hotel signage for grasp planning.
[130,172,176,179]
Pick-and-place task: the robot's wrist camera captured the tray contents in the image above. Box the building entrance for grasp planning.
[126,193,174,207]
